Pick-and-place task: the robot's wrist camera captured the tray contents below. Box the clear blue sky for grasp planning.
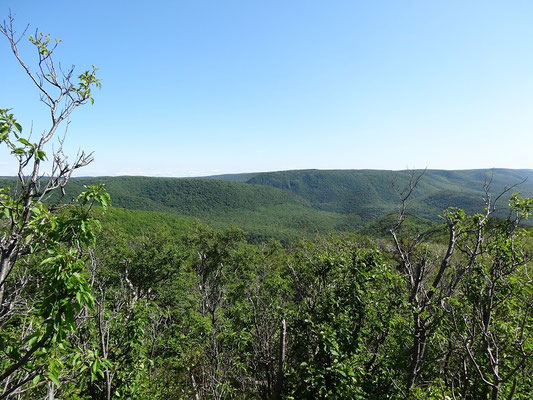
[1,1,533,176]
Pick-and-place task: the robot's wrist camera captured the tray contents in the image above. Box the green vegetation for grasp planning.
[39,168,533,240]
[1,14,531,400]
[58,177,354,242]
[5,201,532,399]
[94,206,197,237]
[0,14,106,398]
[244,169,533,218]
[3,168,530,242]
[357,213,439,238]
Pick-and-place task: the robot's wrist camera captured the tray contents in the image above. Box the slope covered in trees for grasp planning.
[3,169,531,244]
[240,168,533,217]
[51,177,350,242]
[3,168,530,242]
[4,168,529,241]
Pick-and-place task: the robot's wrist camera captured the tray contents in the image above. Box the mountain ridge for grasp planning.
[2,168,532,241]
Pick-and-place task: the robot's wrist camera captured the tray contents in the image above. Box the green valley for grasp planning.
[4,168,528,241]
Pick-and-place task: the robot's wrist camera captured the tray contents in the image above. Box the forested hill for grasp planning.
[2,168,532,240]
[208,168,533,219]
[45,177,348,241]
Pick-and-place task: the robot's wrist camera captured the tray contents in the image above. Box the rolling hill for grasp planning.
[2,169,532,241]
[40,176,350,241]
[224,169,533,219]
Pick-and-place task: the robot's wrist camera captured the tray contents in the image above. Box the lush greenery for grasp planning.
[3,168,531,242]
[245,169,533,218]
[2,14,531,400]
[3,200,531,399]
[0,176,357,243]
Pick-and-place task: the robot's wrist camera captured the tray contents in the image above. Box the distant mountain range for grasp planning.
[2,169,532,241]
[216,168,533,216]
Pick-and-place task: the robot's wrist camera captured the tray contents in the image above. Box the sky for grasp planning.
[1,1,533,177]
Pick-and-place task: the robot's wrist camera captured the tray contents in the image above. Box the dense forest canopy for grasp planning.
[3,168,532,242]
[3,200,532,399]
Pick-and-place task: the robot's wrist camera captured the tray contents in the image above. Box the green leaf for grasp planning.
[36,150,47,161]
[48,370,60,386]
[12,147,25,155]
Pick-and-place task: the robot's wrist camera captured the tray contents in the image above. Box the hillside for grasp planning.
[2,168,532,241]
[235,169,533,220]
[42,177,352,241]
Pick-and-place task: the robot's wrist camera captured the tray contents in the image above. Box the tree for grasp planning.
[441,194,533,399]
[0,12,107,397]
[390,171,532,397]
[284,235,404,399]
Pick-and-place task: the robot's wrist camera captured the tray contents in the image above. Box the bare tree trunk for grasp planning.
[105,372,112,400]
[47,382,55,400]
[273,318,286,400]
[407,313,429,390]
[0,256,12,307]
[191,373,201,400]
